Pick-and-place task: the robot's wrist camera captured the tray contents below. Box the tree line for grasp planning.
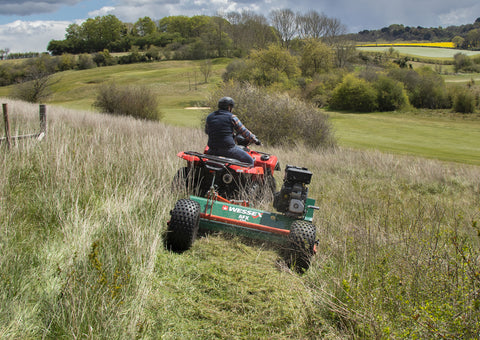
[46,10,345,57]
[349,18,480,50]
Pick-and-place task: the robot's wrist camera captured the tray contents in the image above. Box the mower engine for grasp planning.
[273,165,313,218]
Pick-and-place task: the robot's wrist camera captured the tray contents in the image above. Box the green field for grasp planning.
[330,111,480,165]
[357,46,480,58]
[1,59,479,164]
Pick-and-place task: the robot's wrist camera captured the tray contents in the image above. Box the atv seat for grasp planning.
[183,151,253,169]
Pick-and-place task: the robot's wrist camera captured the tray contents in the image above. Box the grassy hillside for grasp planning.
[0,59,228,127]
[1,100,479,338]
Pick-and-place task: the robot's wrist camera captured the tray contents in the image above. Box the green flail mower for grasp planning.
[165,164,319,272]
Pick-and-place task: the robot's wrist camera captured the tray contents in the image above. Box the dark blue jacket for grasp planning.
[205,110,256,150]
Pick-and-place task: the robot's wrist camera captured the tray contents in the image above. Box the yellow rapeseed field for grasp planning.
[357,42,455,48]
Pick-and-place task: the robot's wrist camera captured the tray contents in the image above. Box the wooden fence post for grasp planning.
[39,104,46,135]
[2,103,11,149]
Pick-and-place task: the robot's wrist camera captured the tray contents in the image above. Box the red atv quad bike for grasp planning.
[173,136,280,201]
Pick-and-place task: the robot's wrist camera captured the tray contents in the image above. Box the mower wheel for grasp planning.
[287,220,317,272]
[165,199,201,252]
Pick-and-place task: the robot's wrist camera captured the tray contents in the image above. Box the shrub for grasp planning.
[451,86,476,113]
[223,45,300,90]
[93,82,162,121]
[77,54,96,70]
[302,71,345,108]
[329,74,378,112]
[10,68,56,103]
[389,67,450,109]
[373,75,409,111]
[222,58,250,82]
[207,81,335,148]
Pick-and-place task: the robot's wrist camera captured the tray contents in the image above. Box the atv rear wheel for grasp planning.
[287,220,317,272]
[172,167,206,196]
[165,199,201,252]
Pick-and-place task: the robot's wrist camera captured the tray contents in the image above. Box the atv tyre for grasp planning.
[165,199,201,252]
[287,220,316,272]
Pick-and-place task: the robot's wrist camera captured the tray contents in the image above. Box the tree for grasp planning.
[323,17,347,45]
[248,44,300,87]
[332,37,356,68]
[159,16,192,39]
[0,48,9,60]
[51,15,127,54]
[199,59,212,83]
[133,17,157,37]
[11,57,58,103]
[224,11,277,55]
[269,9,297,48]
[296,10,328,39]
[300,38,333,77]
[81,15,126,52]
[452,36,465,49]
[466,28,480,48]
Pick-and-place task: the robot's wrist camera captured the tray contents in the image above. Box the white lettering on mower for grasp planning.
[224,206,263,220]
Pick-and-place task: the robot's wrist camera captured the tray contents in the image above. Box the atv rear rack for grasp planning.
[182,150,254,168]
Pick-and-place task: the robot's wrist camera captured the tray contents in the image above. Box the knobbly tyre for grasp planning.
[166,162,319,272]
[172,136,279,201]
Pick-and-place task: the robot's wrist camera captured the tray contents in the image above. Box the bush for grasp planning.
[302,71,345,108]
[10,69,56,103]
[207,81,335,148]
[389,67,450,109]
[451,87,476,113]
[329,74,378,112]
[373,75,409,111]
[93,83,162,121]
[77,54,96,70]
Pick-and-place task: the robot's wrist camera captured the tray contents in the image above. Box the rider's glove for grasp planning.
[255,139,262,145]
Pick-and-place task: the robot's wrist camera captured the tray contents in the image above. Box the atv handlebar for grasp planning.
[236,134,262,147]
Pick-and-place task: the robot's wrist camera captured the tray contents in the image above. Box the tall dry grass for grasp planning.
[278,147,480,338]
[1,98,479,338]
[0,99,204,338]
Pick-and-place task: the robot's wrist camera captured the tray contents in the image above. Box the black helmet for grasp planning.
[218,96,234,110]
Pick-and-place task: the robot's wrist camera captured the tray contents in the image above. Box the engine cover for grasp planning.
[273,165,312,218]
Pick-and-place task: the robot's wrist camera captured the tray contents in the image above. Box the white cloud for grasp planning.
[88,6,116,18]
[0,20,70,53]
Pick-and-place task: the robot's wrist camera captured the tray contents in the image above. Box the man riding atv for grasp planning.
[205,97,261,166]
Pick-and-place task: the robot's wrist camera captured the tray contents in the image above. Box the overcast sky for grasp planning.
[1,0,479,53]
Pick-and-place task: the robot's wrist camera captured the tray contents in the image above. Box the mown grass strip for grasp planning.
[329,111,480,165]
